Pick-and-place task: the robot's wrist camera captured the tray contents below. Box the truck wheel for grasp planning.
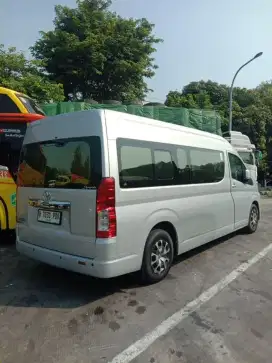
[246,204,259,234]
[141,229,174,284]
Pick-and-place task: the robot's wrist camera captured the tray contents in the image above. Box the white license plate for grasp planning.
[37,209,61,225]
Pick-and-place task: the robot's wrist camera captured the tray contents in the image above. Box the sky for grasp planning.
[1,0,272,102]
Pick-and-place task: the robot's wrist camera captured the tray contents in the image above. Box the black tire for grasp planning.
[141,229,174,284]
[246,204,259,234]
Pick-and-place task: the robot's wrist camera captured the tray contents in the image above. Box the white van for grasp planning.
[16,110,260,283]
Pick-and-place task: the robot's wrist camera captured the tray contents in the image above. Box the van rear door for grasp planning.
[17,136,102,259]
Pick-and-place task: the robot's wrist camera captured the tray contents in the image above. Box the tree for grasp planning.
[31,0,162,102]
[165,91,197,108]
[166,80,254,111]
[165,80,272,172]
[165,90,212,109]
[183,80,228,106]
[256,81,272,111]
[0,45,64,103]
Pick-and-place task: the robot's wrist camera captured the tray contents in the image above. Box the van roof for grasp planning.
[41,108,224,138]
[105,109,225,140]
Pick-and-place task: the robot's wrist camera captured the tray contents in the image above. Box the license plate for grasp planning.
[37,209,62,225]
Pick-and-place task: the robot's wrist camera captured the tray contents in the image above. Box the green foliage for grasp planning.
[31,0,162,102]
[166,80,272,171]
[183,80,228,106]
[0,45,64,103]
[165,90,212,109]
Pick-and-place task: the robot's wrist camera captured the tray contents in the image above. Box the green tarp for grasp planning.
[42,102,222,135]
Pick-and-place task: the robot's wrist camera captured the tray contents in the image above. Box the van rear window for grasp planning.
[18,137,102,189]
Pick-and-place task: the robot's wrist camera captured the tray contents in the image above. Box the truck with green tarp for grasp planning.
[41,102,222,136]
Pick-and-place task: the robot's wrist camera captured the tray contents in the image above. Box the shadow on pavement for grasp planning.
[0,245,140,310]
[0,231,243,310]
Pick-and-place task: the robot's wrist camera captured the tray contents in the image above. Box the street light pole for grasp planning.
[229,52,263,132]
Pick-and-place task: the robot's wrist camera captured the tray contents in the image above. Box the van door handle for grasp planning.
[232,183,236,188]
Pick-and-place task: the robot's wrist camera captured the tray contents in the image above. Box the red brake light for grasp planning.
[96,177,116,238]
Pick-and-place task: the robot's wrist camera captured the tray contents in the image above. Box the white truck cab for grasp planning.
[223,131,259,181]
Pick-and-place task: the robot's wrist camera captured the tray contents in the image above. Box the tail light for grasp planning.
[96,177,116,238]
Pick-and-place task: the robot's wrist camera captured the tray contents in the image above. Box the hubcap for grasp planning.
[250,207,258,230]
[151,239,171,275]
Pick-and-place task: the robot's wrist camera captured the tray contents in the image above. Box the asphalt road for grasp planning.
[1,199,272,363]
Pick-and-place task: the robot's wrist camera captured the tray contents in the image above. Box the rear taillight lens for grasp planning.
[96,177,116,238]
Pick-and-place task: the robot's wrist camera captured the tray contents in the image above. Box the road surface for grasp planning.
[1,199,272,363]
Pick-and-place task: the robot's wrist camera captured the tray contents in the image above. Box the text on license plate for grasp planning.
[37,210,61,225]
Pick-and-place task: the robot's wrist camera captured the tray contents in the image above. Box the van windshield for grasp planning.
[18,136,102,188]
[237,151,255,165]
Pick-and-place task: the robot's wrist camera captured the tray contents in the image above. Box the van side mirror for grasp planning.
[245,169,251,181]
[245,169,250,180]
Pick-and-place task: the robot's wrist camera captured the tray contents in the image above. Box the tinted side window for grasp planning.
[119,144,153,188]
[176,148,190,184]
[18,137,101,188]
[117,139,225,188]
[0,94,20,113]
[154,150,174,180]
[190,149,224,184]
[228,153,245,182]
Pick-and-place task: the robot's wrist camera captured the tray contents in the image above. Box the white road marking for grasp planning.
[109,243,272,363]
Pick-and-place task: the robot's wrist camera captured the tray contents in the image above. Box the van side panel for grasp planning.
[109,137,234,269]
[104,111,236,275]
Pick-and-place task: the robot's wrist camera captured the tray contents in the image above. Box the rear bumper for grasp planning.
[16,239,140,278]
